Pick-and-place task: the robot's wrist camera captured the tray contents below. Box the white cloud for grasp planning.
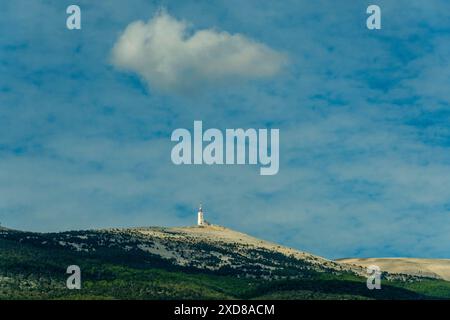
[111,11,287,93]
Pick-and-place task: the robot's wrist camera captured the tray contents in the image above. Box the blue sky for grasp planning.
[1,0,450,259]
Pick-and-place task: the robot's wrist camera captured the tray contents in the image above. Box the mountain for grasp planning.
[1,224,449,300]
[338,258,450,281]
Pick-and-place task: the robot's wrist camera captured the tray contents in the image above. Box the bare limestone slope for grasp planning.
[1,224,442,282]
[338,258,450,281]
[129,225,446,282]
[131,225,356,275]
[1,224,360,279]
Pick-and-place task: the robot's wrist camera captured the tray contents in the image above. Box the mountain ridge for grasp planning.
[1,224,450,299]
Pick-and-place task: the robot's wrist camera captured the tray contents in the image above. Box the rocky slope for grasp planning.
[129,225,362,277]
[1,224,450,299]
[1,224,360,279]
[1,224,439,281]
[338,258,450,281]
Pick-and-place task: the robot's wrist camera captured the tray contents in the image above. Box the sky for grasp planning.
[1,0,450,259]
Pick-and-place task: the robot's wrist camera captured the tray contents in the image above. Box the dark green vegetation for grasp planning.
[0,229,449,300]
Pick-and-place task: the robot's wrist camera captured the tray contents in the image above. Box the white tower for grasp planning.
[197,204,204,226]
